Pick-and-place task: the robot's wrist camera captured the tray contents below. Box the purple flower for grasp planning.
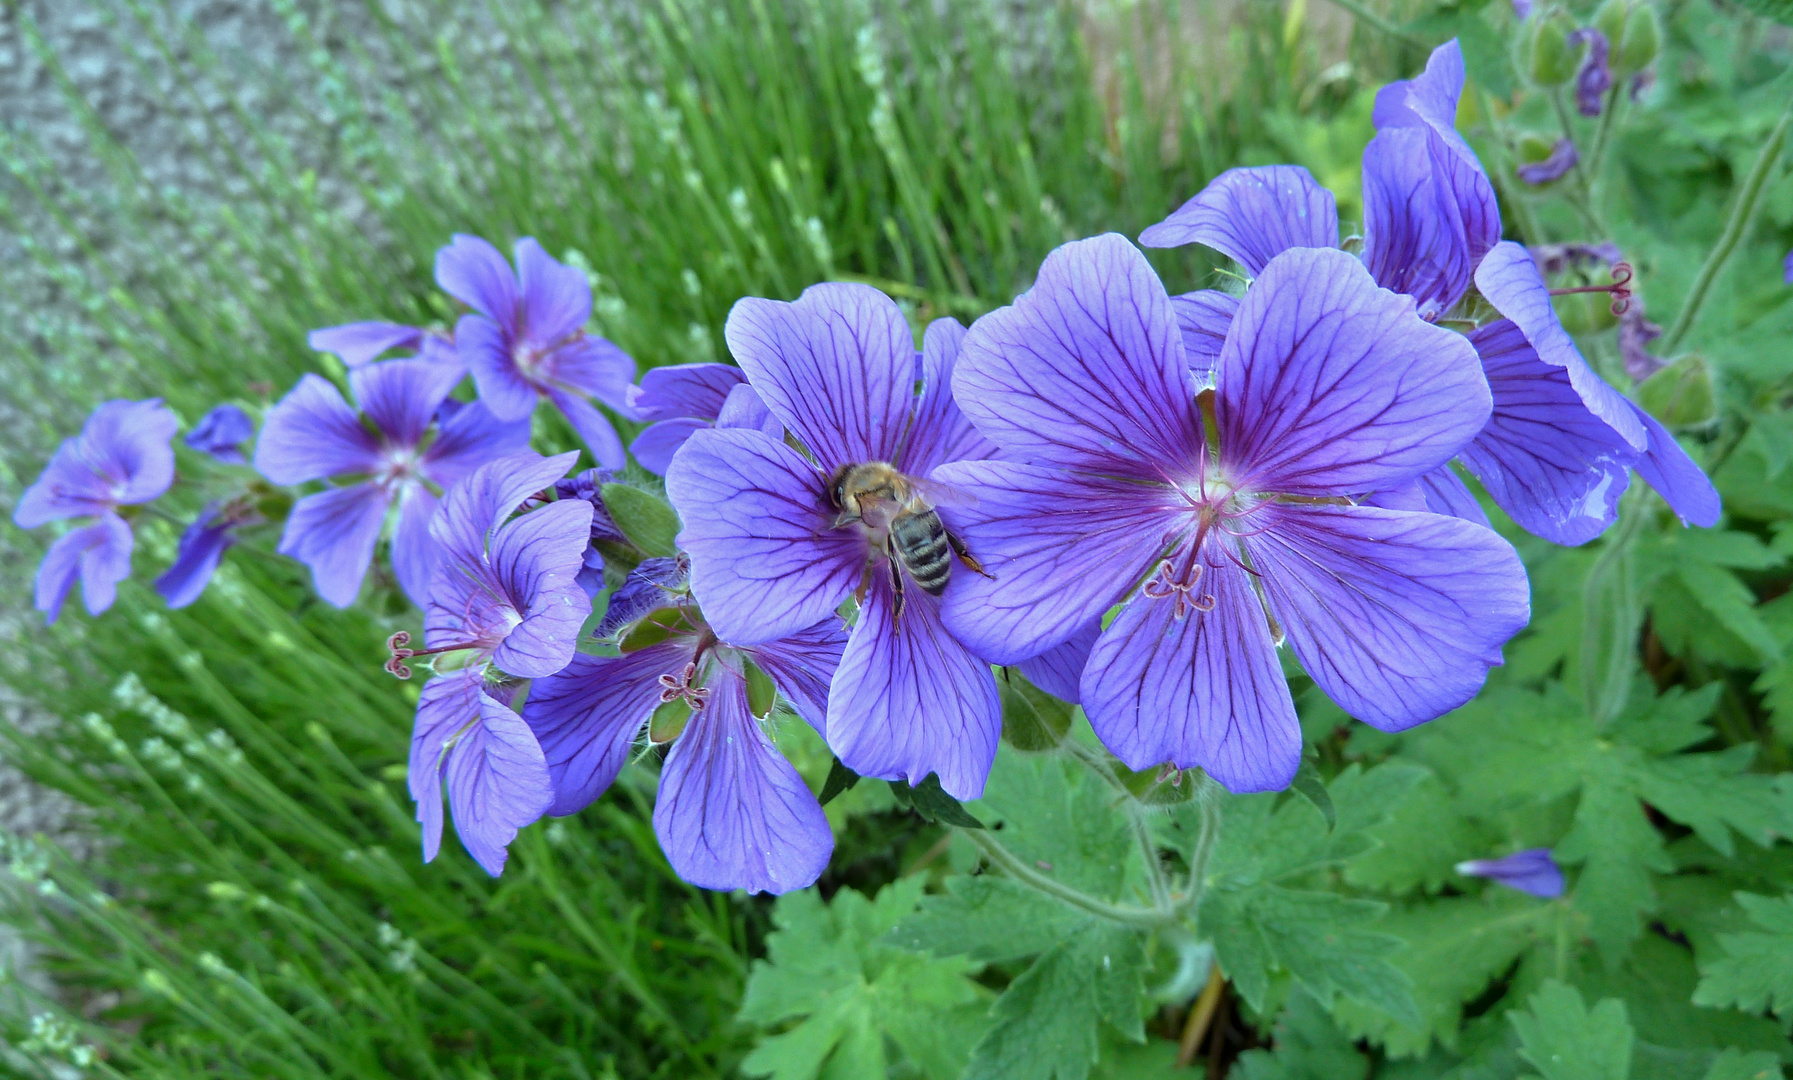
[1517,139,1580,185]
[154,501,253,608]
[1512,0,1534,18]
[937,236,1530,792]
[14,399,177,624]
[551,468,628,597]
[625,364,786,473]
[665,287,1004,800]
[1570,28,1612,116]
[308,321,460,371]
[184,404,256,465]
[406,450,594,876]
[1142,39,1720,542]
[523,559,844,893]
[1457,848,1565,898]
[1784,248,1792,285]
[436,235,636,468]
[254,359,530,608]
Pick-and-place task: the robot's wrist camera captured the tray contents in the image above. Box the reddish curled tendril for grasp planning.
[658,662,712,712]
[1549,260,1634,316]
[1141,559,1216,619]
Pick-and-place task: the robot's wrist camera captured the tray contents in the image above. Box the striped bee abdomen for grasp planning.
[891,509,953,595]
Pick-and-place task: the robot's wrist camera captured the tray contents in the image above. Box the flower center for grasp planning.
[657,661,712,712]
[375,447,423,492]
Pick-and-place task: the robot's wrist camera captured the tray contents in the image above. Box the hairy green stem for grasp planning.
[1581,488,1646,724]
[1063,740,1174,910]
[1182,779,1223,909]
[1661,95,1793,354]
[1547,89,1608,236]
[1319,0,1428,49]
[963,829,1185,930]
[1586,83,1625,181]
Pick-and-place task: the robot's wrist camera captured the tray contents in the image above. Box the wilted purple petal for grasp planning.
[654,667,833,895]
[1138,166,1339,276]
[1457,848,1564,898]
[352,358,462,450]
[456,314,538,422]
[935,459,1176,665]
[525,642,692,816]
[254,374,383,485]
[514,237,591,347]
[1619,309,1667,383]
[436,234,521,336]
[1081,547,1300,793]
[1529,242,1625,278]
[1475,242,1646,450]
[1244,504,1529,732]
[486,498,593,678]
[1170,290,1239,382]
[1218,247,1490,496]
[35,513,133,624]
[898,317,998,475]
[443,690,553,876]
[825,574,1000,801]
[155,505,236,609]
[16,400,177,528]
[953,234,1204,476]
[665,428,864,645]
[1361,127,1475,319]
[1016,620,1099,704]
[1460,319,1635,545]
[1627,402,1720,527]
[593,556,690,640]
[1570,29,1612,116]
[390,486,440,609]
[745,617,850,736]
[279,483,389,608]
[723,283,913,470]
[421,399,533,489]
[184,404,255,465]
[308,321,426,368]
[1517,139,1580,185]
[631,363,745,423]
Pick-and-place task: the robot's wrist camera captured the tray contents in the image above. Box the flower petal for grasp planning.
[724,282,914,470]
[308,321,426,367]
[1138,166,1339,276]
[255,374,383,484]
[35,513,133,624]
[1171,290,1239,382]
[489,498,594,678]
[954,233,1204,475]
[666,428,864,645]
[524,642,692,816]
[351,358,462,450]
[444,690,552,876]
[456,314,538,422]
[631,363,746,422]
[1457,848,1565,898]
[430,450,581,566]
[1080,547,1300,792]
[744,617,851,736]
[1628,401,1720,527]
[78,400,179,505]
[1015,620,1099,704]
[933,458,1175,665]
[827,573,1000,801]
[1244,503,1530,733]
[184,403,255,465]
[409,669,482,864]
[1217,247,1490,495]
[1361,127,1473,319]
[421,400,533,489]
[544,386,627,471]
[513,238,591,347]
[155,506,234,609]
[1474,241,1645,449]
[390,485,440,610]
[715,383,783,437]
[898,317,999,475]
[631,418,709,475]
[1459,319,1635,545]
[655,668,833,894]
[544,335,635,413]
[1371,41,1500,265]
[1416,464,1492,529]
[15,439,115,527]
[278,483,390,608]
[436,234,520,335]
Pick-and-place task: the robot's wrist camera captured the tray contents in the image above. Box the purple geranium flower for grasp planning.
[154,501,256,609]
[255,359,530,608]
[184,404,256,465]
[1457,848,1565,898]
[1517,139,1579,185]
[1569,28,1612,117]
[666,286,1004,800]
[437,235,636,468]
[14,399,177,624]
[625,363,786,473]
[309,321,460,371]
[523,558,844,893]
[403,451,594,876]
[938,236,1530,792]
[1142,39,1719,545]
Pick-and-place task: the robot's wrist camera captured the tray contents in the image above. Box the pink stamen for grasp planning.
[657,661,712,712]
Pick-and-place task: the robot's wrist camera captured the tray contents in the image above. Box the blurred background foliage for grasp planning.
[0,0,1791,1076]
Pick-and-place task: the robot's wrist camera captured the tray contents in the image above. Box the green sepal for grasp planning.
[619,606,700,653]
[889,775,985,829]
[648,698,690,745]
[819,757,861,807]
[1290,757,1336,833]
[601,483,681,558]
[745,662,777,718]
[997,669,1072,752]
[1637,354,1716,427]
[1114,762,1197,807]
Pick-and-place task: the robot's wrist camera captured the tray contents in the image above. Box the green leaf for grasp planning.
[740,879,987,1080]
[600,483,680,558]
[1730,0,1793,27]
[818,757,859,807]
[889,774,985,828]
[1509,981,1634,1080]
[1692,892,1793,1019]
[1000,669,1073,752]
[1695,1048,1785,1080]
[1233,992,1371,1080]
[887,874,1088,965]
[961,922,1145,1080]
[1289,758,1335,833]
[1344,771,1492,896]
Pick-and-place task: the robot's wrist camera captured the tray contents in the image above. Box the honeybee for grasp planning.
[827,461,988,618]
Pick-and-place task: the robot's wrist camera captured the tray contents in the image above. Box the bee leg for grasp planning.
[832,510,862,529]
[886,536,906,624]
[946,531,993,579]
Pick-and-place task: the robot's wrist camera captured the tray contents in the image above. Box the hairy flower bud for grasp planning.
[1527,15,1578,87]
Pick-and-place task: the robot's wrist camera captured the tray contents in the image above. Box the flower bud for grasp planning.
[1527,15,1578,87]
[1616,5,1660,75]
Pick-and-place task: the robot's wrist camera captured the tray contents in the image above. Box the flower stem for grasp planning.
[1062,740,1174,908]
[962,829,1183,930]
[1318,0,1429,49]
[1547,89,1608,236]
[1660,94,1793,355]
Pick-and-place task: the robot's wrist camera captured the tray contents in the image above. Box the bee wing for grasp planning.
[911,475,978,509]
